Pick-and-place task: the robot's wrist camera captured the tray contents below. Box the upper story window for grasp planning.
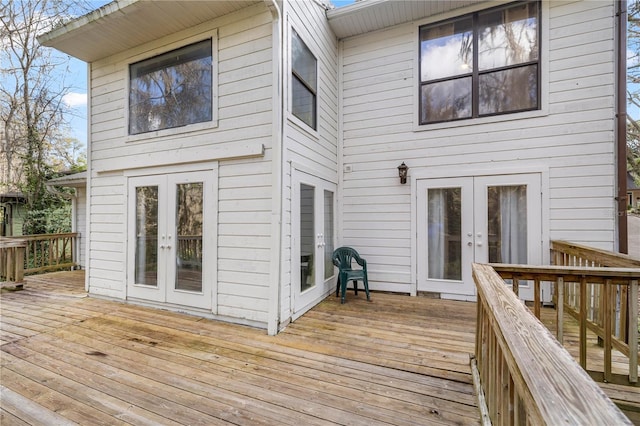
[129,39,213,135]
[419,1,539,125]
[291,30,317,130]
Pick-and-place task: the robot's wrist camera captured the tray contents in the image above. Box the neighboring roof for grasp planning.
[0,193,26,203]
[629,172,640,191]
[38,0,261,62]
[46,171,87,188]
[327,0,485,39]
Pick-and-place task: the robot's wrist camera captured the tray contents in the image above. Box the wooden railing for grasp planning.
[0,238,27,283]
[550,240,640,384]
[473,263,632,425]
[492,263,640,385]
[5,233,78,276]
[551,240,640,268]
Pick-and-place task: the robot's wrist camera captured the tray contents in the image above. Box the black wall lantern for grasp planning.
[397,162,408,184]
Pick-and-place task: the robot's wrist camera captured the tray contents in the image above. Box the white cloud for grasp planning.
[62,92,87,108]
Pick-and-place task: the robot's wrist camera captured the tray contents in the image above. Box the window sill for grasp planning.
[412,109,548,133]
[125,119,219,144]
[287,113,320,141]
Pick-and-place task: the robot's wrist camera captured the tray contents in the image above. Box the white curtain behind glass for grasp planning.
[498,186,527,264]
[428,189,445,279]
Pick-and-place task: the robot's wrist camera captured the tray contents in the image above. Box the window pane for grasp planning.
[428,188,462,281]
[420,18,473,81]
[478,2,538,70]
[487,185,527,264]
[323,190,334,280]
[129,39,212,135]
[421,77,471,123]
[135,186,158,286]
[479,65,537,115]
[300,184,315,293]
[292,31,317,90]
[292,77,316,129]
[175,182,203,292]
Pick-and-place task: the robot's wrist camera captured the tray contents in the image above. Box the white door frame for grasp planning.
[416,177,475,297]
[412,168,549,300]
[291,168,337,319]
[126,169,217,311]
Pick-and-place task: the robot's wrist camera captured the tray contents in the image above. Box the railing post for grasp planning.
[580,277,587,369]
[15,245,24,282]
[604,279,612,383]
[629,279,638,384]
[557,276,564,343]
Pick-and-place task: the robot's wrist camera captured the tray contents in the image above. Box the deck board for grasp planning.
[1,271,480,425]
[3,271,638,424]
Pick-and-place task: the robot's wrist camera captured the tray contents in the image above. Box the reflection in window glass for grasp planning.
[428,188,462,281]
[175,183,203,292]
[420,18,473,81]
[300,184,315,292]
[292,30,317,130]
[419,1,539,124]
[292,77,316,130]
[324,190,334,280]
[478,2,538,70]
[421,77,472,123]
[135,186,159,286]
[129,39,212,135]
[479,65,537,115]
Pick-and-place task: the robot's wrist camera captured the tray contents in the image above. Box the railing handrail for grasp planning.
[551,240,640,268]
[491,263,640,281]
[0,238,28,249]
[6,232,78,242]
[473,263,631,425]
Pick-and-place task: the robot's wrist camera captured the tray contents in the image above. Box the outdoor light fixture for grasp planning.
[397,162,408,184]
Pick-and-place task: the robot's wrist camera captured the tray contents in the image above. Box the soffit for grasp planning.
[46,171,87,188]
[327,0,487,39]
[38,0,261,63]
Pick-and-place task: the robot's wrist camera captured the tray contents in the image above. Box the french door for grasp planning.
[292,171,336,316]
[417,173,542,300]
[127,171,214,310]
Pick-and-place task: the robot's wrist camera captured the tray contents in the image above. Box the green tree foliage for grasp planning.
[1,0,91,234]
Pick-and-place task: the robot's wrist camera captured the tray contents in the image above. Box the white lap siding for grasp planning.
[88,4,274,326]
[281,0,339,322]
[340,0,616,293]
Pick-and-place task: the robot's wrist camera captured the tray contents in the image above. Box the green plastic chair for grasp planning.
[332,247,370,304]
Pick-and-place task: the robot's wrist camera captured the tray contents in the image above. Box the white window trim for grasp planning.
[287,24,320,139]
[125,28,219,143]
[412,0,549,132]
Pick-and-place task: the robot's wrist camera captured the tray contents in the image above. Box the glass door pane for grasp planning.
[417,178,474,298]
[300,183,315,292]
[487,185,527,264]
[428,187,462,280]
[175,182,203,292]
[135,186,159,286]
[323,190,334,280]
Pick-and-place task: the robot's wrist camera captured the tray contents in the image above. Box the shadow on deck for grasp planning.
[1,271,480,425]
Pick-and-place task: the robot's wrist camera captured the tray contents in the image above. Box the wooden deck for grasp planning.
[1,271,480,425]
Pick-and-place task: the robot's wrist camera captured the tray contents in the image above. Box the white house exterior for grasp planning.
[40,0,625,334]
